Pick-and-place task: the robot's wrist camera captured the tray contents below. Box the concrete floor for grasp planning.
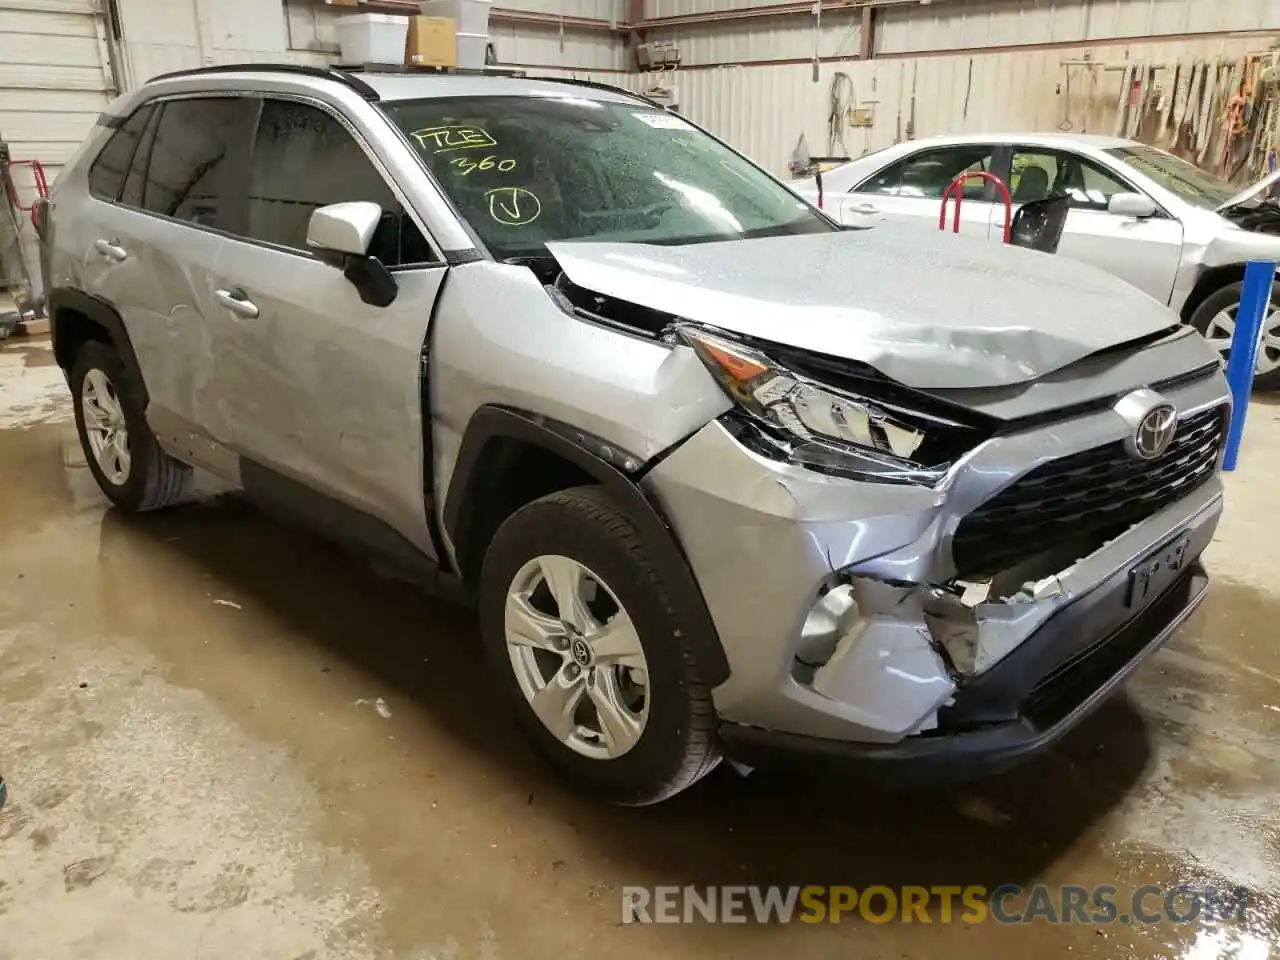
[1,332,1278,960]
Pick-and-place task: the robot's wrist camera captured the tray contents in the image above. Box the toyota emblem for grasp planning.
[1133,404,1178,460]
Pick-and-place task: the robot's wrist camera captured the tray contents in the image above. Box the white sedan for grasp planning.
[791,133,1280,388]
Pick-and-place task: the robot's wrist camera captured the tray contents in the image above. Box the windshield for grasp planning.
[381,95,834,259]
[1104,145,1239,209]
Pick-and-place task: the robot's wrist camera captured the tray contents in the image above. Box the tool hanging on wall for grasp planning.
[1170,61,1192,148]
[1159,62,1179,144]
[828,72,855,157]
[907,62,918,140]
[963,57,974,123]
[1113,62,1133,137]
[811,0,822,83]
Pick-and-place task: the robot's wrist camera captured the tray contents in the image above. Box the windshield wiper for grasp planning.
[504,254,562,284]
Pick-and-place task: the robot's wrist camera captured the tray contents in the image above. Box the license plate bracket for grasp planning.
[1126,530,1193,610]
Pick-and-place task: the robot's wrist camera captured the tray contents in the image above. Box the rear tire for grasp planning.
[1189,281,1280,391]
[71,341,192,512]
[479,485,720,806]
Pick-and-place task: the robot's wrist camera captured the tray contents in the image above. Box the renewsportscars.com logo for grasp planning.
[621,884,1254,925]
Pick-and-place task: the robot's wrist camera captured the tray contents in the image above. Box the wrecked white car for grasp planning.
[794,133,1280,387]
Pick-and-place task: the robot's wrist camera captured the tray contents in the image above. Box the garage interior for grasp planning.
[2,0,1280,957]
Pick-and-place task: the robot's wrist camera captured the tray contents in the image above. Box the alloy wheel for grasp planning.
[1202,303,1280,375]
[504,555,651,760]
[81,368,131,486]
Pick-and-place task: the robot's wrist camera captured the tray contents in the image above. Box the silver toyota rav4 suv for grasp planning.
[38,65,1229,805]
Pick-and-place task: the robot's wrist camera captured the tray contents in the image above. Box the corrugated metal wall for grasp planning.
[121,0,625,85]
[504,0,622,15]
[646,15,860,66]
[1,0,116,298]
[877,0,1280,54]
[667,32,1280,175]
[0,0,114,173]
[118,0,326,88]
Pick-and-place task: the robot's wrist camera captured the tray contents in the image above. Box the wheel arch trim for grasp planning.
[443,404,731,687]
[46,287,151,406]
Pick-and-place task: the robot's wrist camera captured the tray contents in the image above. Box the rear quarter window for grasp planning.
[87,106,154,202]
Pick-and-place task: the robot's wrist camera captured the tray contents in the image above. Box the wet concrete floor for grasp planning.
[1,334,1278,958]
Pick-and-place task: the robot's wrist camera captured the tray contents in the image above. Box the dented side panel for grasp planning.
[430,261,732,562]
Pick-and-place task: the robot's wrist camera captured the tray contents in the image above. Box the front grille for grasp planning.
[951,405,1225,576]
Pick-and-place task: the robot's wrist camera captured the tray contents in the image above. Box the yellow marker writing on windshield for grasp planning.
[486,187,542,226]
[411,125,497,153]
[452,156,517,176]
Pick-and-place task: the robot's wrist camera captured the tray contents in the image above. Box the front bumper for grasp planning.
[641,368,1229,757]
[719,561,1207,785]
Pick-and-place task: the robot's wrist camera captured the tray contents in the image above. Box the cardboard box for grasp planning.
[406,15,456,67]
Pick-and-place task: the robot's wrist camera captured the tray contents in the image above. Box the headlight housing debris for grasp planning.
[676,324,993,485]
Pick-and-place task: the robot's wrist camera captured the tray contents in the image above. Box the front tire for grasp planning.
[1189,281,1280,391]
[71,341,192,512]
[479,486,720,805]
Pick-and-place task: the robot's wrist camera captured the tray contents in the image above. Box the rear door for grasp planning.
[842,143,1008,239]
[1009,145,1184,303]
[206,95,447,553]
[78,94,255,465]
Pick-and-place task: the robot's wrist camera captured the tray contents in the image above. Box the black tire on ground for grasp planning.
[1189,280,1280,391]
[479,485,721,806]
[70,340,192,512]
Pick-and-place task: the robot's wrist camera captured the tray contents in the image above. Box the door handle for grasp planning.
[94,239,128,262]
[215,288,260,320]
[850,201,880,215]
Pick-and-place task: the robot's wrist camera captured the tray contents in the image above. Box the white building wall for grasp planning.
[118,0,624,87]
[0,0,115,174]
[504,0,623,16]
[646,16,860,66]
[876,0,1280,55]
[669,32,1279,177]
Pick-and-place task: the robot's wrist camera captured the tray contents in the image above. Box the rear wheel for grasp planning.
[479,486,720,805]
[71,341,192,512]
[1189,281,1280,390]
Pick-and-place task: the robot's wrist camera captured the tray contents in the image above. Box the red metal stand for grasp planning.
[939,171,1012,243]
[4,158,49,227]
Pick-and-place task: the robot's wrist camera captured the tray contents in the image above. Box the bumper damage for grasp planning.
[641,372,1228,775]
[718,561,1208,785]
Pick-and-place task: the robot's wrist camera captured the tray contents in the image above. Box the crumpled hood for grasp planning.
[547,226,1180,389]
[1218,166,1280,211]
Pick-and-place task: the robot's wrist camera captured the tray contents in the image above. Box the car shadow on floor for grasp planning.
[97,494,1162,899]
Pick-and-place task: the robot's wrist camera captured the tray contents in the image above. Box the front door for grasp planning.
[1008,147,1184,304]
[843,142,1008,240]
[207,96,448,554]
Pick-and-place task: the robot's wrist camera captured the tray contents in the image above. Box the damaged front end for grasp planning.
[641,359,1229,749]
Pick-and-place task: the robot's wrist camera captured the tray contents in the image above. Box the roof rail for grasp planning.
[336,62,526,79]
[146,63,380,101]
[526,75,657,106]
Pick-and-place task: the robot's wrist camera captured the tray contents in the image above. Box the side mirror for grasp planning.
[306,201,398,308]
[307,201,381,256]
[1010,195,1072,254]
[1108,192,1158,219]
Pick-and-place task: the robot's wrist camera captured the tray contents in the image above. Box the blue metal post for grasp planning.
[1222,260,1278,472]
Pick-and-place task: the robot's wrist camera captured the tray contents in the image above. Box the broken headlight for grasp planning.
[677,325,990,486]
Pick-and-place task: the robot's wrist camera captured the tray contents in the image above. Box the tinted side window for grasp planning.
[143,98,243,228]
[88,106,154,202]
[248,99,435,266]
[860,145,997,200]
[120,106,162,208]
